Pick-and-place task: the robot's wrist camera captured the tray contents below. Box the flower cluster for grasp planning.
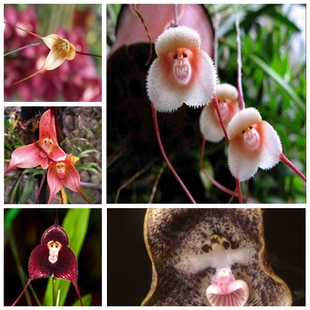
[4,108,91,204]
[147,24,305,203]
[4,5,101,101]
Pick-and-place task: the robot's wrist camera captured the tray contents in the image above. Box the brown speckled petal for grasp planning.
[142,208,292,306]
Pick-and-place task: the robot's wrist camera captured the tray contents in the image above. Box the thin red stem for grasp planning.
[280,153,306,182]
[200,136,257,202]
[75,50,102,58]
[235,178,243,203]
[151,104,196,203]
[212,94,229,143]
[12,279,32,306]
[4,21,43,39]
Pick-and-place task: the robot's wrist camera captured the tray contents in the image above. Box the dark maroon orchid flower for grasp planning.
[4,109,66,175]
[12,218,83,306]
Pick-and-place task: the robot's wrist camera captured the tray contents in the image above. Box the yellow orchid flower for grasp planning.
[4,21,100,88]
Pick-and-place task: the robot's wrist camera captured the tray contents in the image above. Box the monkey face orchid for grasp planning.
[147,26,217,112]
[227,107,282,181]
[5,22,76,88]
[12,218,83,306]
[47,155,91,204]
[4,109,66,175]
[200,83,240,142]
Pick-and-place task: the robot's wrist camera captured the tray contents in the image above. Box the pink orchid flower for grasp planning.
[5,109,66,175]
[227,107,282,181]
[146,25,217,112]
[47,154,91,204]
[206,235,249,306]
[200,83,240,142]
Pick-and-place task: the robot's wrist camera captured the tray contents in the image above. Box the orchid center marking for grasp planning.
[172,48,192,85]
[47,240,62,264]
[242,126,260,151]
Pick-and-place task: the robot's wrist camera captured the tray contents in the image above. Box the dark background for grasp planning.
[4,208,102,306]
[107,208,305,306]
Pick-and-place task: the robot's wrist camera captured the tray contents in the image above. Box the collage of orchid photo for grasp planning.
[2,2,306,307]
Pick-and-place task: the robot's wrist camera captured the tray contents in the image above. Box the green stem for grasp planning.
[52,276,56,306]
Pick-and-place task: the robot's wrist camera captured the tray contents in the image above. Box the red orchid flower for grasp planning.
[5,109,66,175]
[12,217,83,306]
[47,154,91,204]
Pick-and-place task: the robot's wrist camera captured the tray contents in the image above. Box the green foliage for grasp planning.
[4,107,102,204]
[213,4,305,202]
[107,4,305,203]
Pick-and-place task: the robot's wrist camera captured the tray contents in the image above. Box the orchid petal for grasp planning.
[37,109,66,162]
[147,26,217,112]
[42,34,76,71]
[47,155,91,204]
[227,108,282,181]
[4,143,50,175]
[47,165,64,203]
[206,268,249,306]
[258,120,282,170]
[200,84,239,142]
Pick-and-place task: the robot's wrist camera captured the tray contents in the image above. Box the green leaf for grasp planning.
[72,293,92,306]
[248,53,305,115]
[43,209,90,306]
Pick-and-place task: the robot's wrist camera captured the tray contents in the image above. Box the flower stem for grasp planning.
[212,94,229,143]
[200,136,257,202]
[75,50,102,58]
[52,276,56,306]
[280,153,306,182]
[151,104,196,203]
[4,42,43,57]
[235,178,243,203]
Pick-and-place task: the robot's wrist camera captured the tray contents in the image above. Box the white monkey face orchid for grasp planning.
[227,107,282,181]
[200,83,240,142]
[146,26,217,112]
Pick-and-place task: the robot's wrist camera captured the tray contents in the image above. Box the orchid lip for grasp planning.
[243,126,260,150]
[174,60,191,85]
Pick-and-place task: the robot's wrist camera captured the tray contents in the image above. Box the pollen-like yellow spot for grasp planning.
[47,240,62,264]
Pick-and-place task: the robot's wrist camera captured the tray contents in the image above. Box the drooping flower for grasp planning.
[12,217,83,306]
[4,5,102,101]
[227,107,282,181]
[47,154,91,204]
[5,21,76,88]
[146,25,217,112]
[200,83,240,142]
[4,109,66,175]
